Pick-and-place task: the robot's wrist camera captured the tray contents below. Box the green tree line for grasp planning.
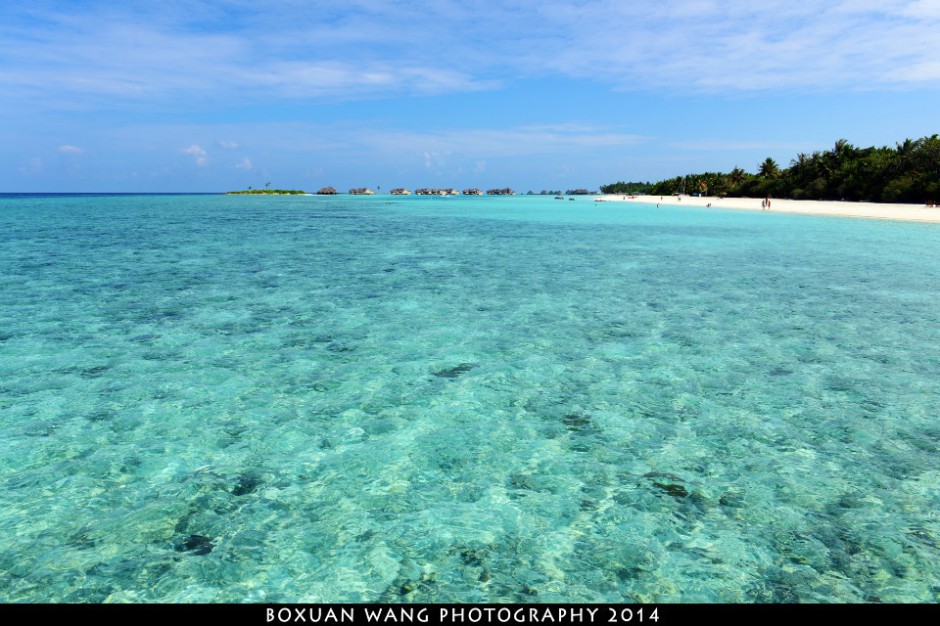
[602,135,940,203]
[226,189,307,195]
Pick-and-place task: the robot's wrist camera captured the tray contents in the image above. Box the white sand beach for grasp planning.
[598,194,940,224]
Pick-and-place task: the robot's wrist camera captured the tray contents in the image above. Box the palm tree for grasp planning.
[758,157,780,179]
[791,153,808,173]
[895,138,915,171]
[828,139,855,171]
[831,139,851,159]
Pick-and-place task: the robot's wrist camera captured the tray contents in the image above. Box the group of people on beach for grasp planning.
[644,194,773,211]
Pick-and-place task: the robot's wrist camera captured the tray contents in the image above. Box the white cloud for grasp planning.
[893,60,940,83]
[2,0,938,113]
[530,0,940,92]
[902,0,940,19]
[240,61,496,99]
[182,144,207,166]
[235,157,253,170]
[217,140,239,149]
[57,144,84,154]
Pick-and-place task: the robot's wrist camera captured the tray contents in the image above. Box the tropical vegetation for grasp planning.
[598,181,654,195]
[226,188,306,195]
[603,135,940,203]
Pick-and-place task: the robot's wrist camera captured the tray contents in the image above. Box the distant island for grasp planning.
[601,135,940,204]
[226,188,307,195]
[225,185,522,197]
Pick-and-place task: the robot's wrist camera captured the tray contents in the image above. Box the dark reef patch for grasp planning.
[653,482,689,498]
[231,473,262,496]
[174,534,215,555]
[432,363,477,379]
[80,365,111,378]
[562,413,594,433]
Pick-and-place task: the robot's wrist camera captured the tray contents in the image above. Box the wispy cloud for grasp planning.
[904,0,940,18]
[57,144,84,154]
[182,144,208,166]
[243,62,496,98]
[2,0,938,113]
[235,157,253,170]
[532,0,940,92]
[0,1,496,108]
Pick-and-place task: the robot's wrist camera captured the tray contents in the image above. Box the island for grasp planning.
[226,188,307,195]
[600,135,940,204]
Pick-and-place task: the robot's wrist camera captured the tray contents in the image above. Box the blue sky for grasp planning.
[2,0,939,192]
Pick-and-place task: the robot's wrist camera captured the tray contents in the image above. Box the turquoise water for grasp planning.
[1,193,939,603]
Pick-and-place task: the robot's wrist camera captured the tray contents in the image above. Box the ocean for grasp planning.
[1,193,938,602]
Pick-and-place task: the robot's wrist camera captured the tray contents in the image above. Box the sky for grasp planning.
[2,0,940,193]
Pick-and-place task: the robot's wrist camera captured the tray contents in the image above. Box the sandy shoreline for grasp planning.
[596,194,940,224]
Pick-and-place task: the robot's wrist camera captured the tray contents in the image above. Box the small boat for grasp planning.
[554,196,564,200]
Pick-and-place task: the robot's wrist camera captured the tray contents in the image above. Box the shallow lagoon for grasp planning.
[1,194,938,602]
